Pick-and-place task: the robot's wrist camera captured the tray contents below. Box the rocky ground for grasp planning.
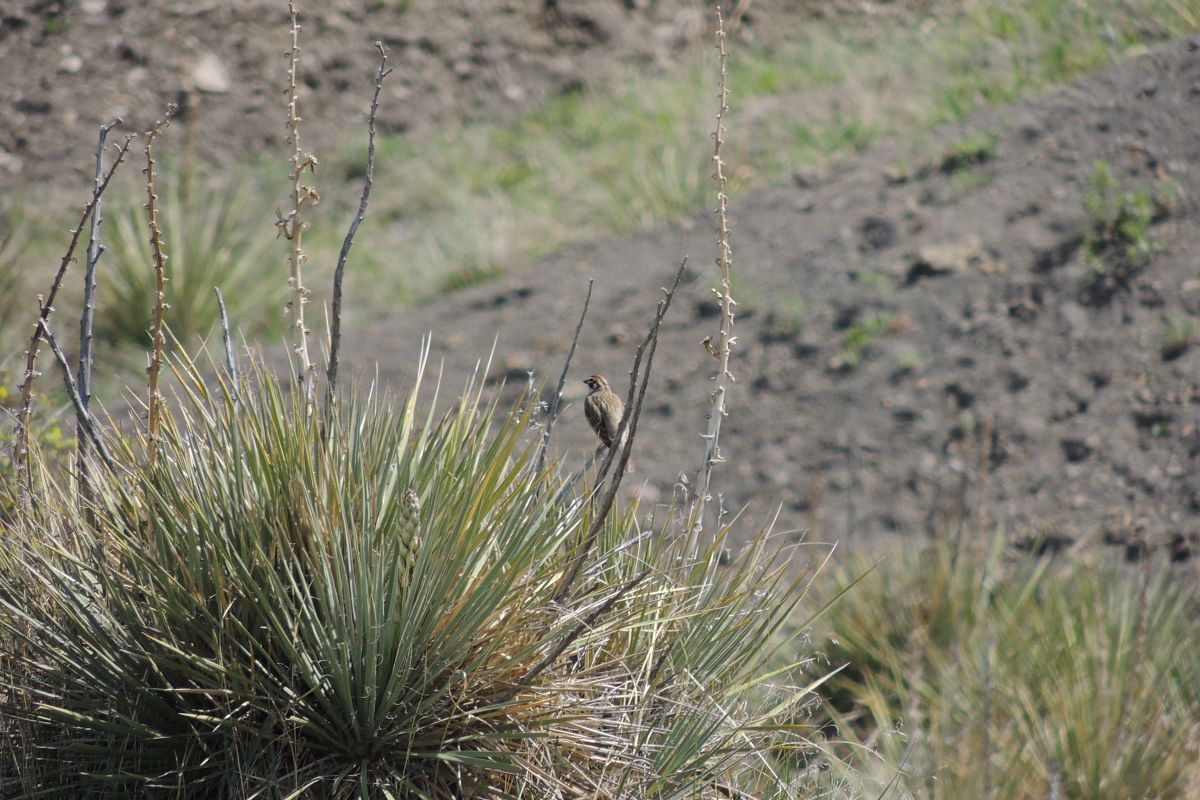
[2,0,901,196]
[7,2,1200,559]
[345,38,1200,559]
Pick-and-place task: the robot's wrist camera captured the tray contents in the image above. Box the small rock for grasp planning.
[905,235,983,283]
[190,52,232,94]
[1179,280,1200,315]
[58,54,83,74]
[1060,438,1093,463]
[0,149,23,175]
[81,0,107,13]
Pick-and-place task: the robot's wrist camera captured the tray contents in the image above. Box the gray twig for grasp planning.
[213,287,239,396]
[555,257,687,601]
[326,41,392,414]
[39,319,118,476]
[12,128,135,503]
[536,279,593,475]
[76,117,122,501]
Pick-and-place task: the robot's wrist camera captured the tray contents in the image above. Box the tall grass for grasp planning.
[803,536,1200,799]
[0,356,833,797]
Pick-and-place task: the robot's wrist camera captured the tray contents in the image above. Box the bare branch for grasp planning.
[213,287,240,397]
[38,319,118,476]
[536,279,593,475]
[144,105,177,467]
[76,117,122,504]
[12,128,134,505]
[326,41,392,415]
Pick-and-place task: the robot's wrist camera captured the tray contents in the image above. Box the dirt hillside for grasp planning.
[1,0,888,199]
[345,38,1200,559]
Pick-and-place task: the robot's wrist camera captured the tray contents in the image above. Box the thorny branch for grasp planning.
[12,127,134,505]
[283,1,319,406]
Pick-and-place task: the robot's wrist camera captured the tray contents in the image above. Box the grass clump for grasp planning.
[1160,313,1196,361]
[804,536,1200,799]
[833,312,894,370]
[1082,160,1157,276]
[0,357,829,797]
[938,129,999,173]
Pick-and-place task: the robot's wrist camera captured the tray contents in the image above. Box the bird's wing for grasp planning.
[601,396,624,448]
[585,395,611,447]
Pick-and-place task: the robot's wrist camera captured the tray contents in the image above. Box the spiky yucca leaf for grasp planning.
[0,357,831,799]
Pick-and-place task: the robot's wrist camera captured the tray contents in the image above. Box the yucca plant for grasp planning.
[99,168,278,349]
[0,354,832,798]
[806,536,1200,799]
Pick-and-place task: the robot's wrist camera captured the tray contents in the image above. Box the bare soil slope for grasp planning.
[2,0,868,197]
[346,38,1200,558]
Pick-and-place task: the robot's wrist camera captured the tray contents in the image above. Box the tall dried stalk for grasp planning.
[326,41,391,415]
[76,117,122,504]
[280,1,318,404]
[144,107,175,466]
[692,7,737,538]
[11,127,134,506]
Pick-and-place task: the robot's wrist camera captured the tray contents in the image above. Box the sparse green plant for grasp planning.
[1160,314,1196,361]
[939,130,998,172]
[835,312,894,370]
[897,346,922,372]
[854,270,895,295]
[762,300,808,343]
[439,262,502,294]
[1082,160,1157,276]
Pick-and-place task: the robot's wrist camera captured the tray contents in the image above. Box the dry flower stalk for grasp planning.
[281,1,318,404]
[144,106,176,466]
[693,7,737,538]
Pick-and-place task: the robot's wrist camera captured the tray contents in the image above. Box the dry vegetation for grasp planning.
[2,2,1200,798]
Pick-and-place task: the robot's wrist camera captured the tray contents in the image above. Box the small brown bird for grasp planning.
[583,374,633,471]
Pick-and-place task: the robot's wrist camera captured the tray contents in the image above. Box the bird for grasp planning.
[583,374,633,471]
